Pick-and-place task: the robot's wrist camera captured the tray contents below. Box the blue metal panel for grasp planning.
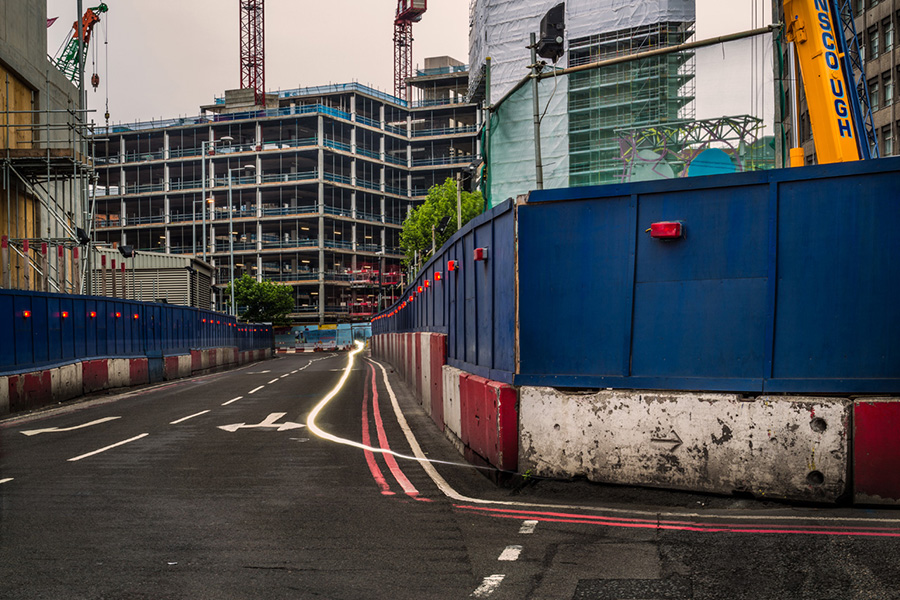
[60,298,75,361]
[32,296,49,363]
[631,279,767,380]
[13,296,32,366]
[772,169,900,380]
[492,207,516,374]
[474,221,494,368]
[518,197,634,377]
[635,185,769,283]
[0,295,13,368]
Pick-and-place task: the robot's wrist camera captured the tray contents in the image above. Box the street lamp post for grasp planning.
[200,136,233,263]
[228,164,256,317]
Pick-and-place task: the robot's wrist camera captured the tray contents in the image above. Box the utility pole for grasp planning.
[529,32,544,190]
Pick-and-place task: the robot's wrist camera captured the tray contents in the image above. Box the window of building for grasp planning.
[885,18,895,52]
[884,72,894,106]
[856,0,865,14]
[870,26,880,57]
[882,125,893,156]
[869,78,880,110]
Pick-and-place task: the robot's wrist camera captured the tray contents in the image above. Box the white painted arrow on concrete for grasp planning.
[21,416,121,436]
[218,412,305,433]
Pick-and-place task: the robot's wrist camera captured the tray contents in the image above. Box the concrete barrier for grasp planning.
[854,398,900,505]
[420,333,432,415]
[442,364,464,451]
[129,358,149,386]
[82,359,109,394]
[519,387,851,503]
[0,375,8,415]
[51,363,82,403]
[107,359,130,388]
[429,333,446,429]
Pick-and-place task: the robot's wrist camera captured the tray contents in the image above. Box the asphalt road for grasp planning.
[1,347,899,599]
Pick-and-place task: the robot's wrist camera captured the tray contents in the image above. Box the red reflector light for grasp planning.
[409,295,414,302]
[89,311,97,318]
[22,310,31,319]
[434,271,442,281]
[115,312,122,318]
[61,311,69,319]
[424,280,430,288]
[474,247,488,261]
[649,221,683,239]
[417,285,423,294]
[133,314,140,320]
[448,260,457,272]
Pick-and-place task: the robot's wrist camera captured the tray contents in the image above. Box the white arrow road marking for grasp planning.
[471,574,506,597]
[68,433,149,462]
[218,412,306,433]
[21,416,121,437]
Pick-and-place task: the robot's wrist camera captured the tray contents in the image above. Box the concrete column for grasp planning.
[350,95,357,121]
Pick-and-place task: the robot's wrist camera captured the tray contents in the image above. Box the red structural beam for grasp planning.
[239,0,265,107]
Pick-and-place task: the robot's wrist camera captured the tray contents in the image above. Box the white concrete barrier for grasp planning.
[420,333,432,416]
[442,365,464,449]
[50,364,82,403]
[519,387,851,503]
[107,359,131,388]
[0,376,8,415]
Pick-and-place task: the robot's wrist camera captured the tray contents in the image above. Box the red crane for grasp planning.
[240,0,265,107]
[393,0,427,100]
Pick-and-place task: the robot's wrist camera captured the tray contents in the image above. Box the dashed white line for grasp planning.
[498,545,522,561]
[222,396,243,406]
[0,478,13,485]
[471,574,506,597]
[519,520,538,534]
[280,374,289,378]
[170,410,210,425]
[291,370,298,374]
[248,385,265,394]
[67,433,149,462]
[267,378,279,384]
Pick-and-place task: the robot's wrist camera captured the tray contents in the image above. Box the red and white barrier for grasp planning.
[371,332,517,474]
[0,347,274,417]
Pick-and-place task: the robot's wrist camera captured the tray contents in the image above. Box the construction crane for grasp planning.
[52,3,108,87]
[240,0,266,107]
[393,0,427,100]
[783,0,878,164]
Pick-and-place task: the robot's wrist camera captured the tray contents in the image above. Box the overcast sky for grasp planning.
[46,0,771,127]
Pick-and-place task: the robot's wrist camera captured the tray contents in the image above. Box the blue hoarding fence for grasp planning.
[373,157,900,395]
[0,289,274,374]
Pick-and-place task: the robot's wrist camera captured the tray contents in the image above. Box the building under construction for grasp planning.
[90,57,478,323]
[1,0,92,295]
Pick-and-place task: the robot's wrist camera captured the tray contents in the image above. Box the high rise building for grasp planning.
[90,58,478,323]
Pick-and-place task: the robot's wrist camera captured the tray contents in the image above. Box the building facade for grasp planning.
[1,0,89,293]
[91,59,477,323]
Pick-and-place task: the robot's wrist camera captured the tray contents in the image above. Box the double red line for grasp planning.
[361,362,430,501]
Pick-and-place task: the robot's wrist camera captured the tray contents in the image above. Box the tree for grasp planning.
[400,177,482,270]
[225,274,294,325]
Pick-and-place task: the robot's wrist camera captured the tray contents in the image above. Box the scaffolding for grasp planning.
[1,72,94,294]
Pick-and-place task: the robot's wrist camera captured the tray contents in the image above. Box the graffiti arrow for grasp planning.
[650,430,683,451]
[218,412,305,433]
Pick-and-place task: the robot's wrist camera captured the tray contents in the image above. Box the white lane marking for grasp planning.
[219,412,305,432]
[222,396,243,406]
[267,378,279,384]
[291,370,298,374]
[519,520,538,534]
[498,545,522,561]
[0,478,13,485]
[248,385,265,394]
[170,410,210,425]
[280,374,289,378]
[67,433,149,462]
[20,416,121,436]
[471,574,506,597]
[368,358,900,527]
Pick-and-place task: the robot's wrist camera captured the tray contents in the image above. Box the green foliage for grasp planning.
[225,274,294,325]
[400,177,482,270]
